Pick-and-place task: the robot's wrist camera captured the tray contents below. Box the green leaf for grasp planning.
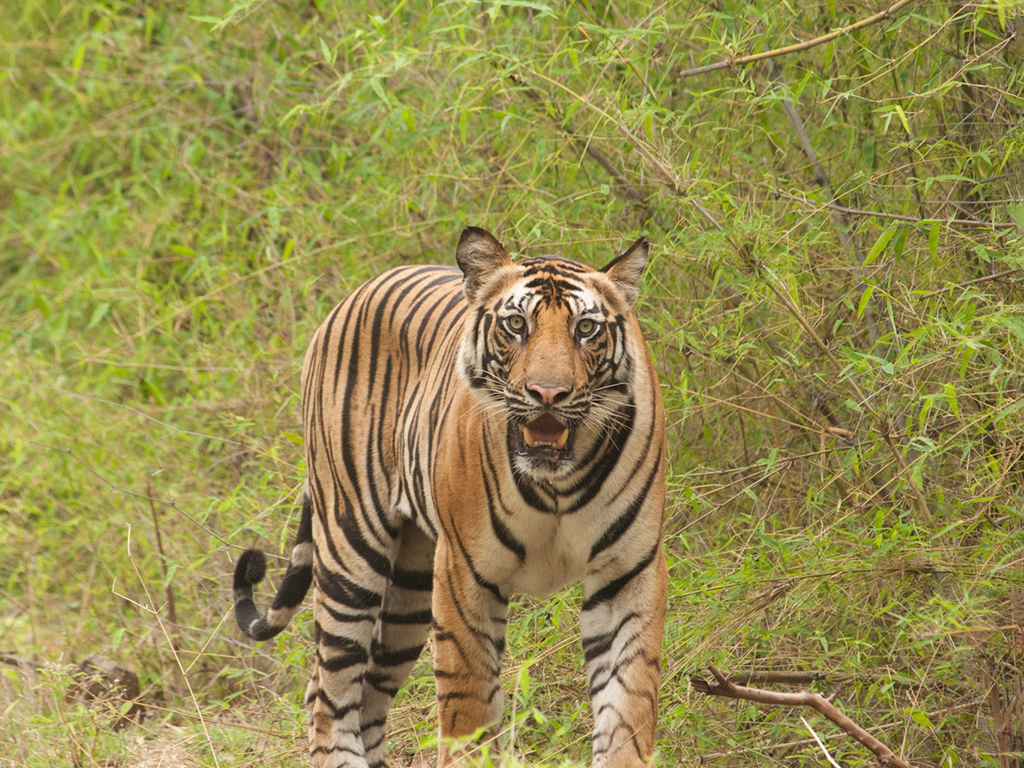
[910,708,934,729]
[516,660,532,699]
[944,383,960,418]
[1009,203,1024,231]
[864,227,895,266]
[369,77,389,106]
[892,226,908,260]
[918,395,932,431]
[87,302,111,330]
[491,0,556,16]
[873,506,886,545]
[401,106,416,132]
[319,38,334,65]
[70,43,87,84]
[862,135,875,168]
[857,284,876,319]
[960,346,973,379]
[893,104,910,135]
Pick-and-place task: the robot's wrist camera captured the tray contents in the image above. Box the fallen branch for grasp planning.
[677,0,917,79]
[726,668,966,695]
[728,670,828,686]
[691,665,919,768]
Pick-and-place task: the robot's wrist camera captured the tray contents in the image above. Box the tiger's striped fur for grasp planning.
[233,227,667,767]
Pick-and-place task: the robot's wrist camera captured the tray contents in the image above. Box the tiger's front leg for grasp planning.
[581,541,668,768]
[431,537,510,766]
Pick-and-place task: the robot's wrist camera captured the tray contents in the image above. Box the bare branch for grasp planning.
[728,670,828,686]
[692,665,920,768]
[774,190,1017,230]
[677,0,918,79]
[915,267,1022,297]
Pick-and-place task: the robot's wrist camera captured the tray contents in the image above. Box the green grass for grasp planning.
[2,0,1023,766]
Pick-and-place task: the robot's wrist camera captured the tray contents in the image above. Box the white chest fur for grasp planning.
[489,504,604,596]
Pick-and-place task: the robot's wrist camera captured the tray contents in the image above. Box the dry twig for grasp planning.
[677,0,918,79]
[691,665,919,768]
[774,190,1017,230]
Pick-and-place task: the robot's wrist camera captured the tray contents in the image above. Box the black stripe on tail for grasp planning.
[233,494,314,641]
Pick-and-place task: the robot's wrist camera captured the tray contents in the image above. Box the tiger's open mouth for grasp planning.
[517,413,573,462]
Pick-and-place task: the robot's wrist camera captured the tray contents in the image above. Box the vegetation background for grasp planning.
[1,0,1022,765]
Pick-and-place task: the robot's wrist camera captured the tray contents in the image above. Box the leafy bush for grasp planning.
[1,1,1021,765]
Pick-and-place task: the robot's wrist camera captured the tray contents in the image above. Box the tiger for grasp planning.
[233,227,667,768]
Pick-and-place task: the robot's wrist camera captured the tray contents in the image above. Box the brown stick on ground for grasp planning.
[691,665,918,768]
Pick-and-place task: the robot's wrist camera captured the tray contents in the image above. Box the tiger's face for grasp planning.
[456,228,649,479]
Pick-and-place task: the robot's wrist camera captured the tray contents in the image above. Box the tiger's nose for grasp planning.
[526,383,571,406]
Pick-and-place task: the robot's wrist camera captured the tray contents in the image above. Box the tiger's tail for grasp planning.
[233,493,314,642]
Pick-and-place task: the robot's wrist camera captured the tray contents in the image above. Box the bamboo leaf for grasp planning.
[857,284,876,319]
[864,227,896,266]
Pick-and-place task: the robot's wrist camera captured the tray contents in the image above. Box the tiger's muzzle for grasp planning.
[506,378,589,472]
[512,409,580,471]
[521,413,570,450]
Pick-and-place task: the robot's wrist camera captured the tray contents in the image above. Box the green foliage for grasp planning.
[1,0,1022,765]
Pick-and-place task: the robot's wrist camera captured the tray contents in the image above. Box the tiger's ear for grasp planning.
[600,237,649,306]
[456,227,512,303]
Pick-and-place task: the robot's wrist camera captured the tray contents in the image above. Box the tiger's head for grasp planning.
[456,227,650,480]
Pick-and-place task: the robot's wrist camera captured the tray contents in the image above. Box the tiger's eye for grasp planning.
[506,314,526,332]
[577,318,597,336]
